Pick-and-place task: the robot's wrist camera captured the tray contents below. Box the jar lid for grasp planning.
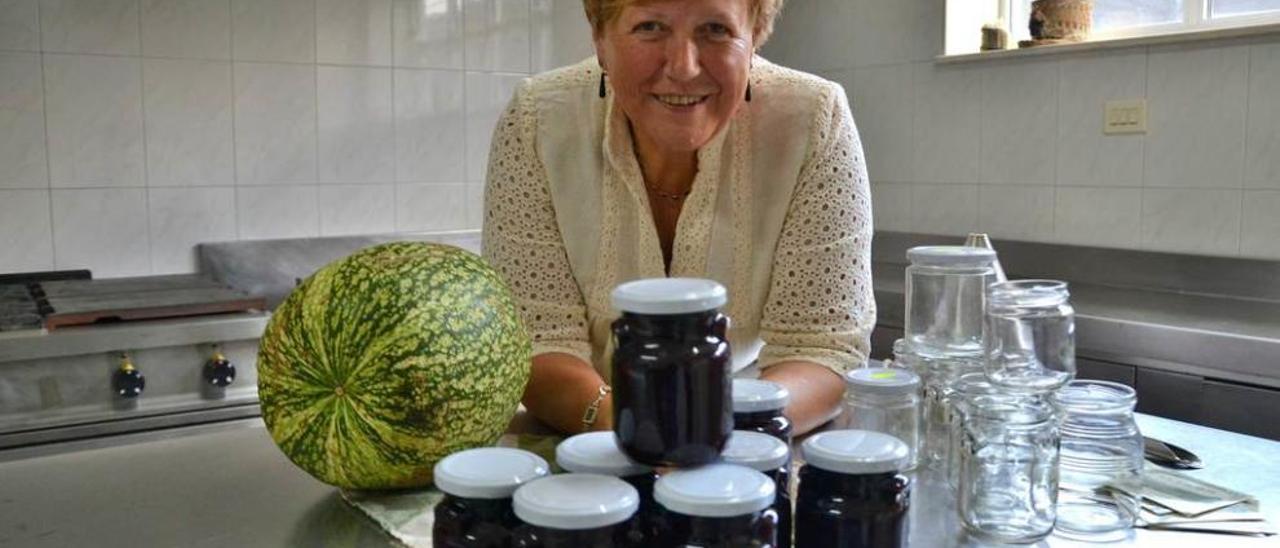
[433,447,550,499]
[906,245,996,267]
[732,378,791,413]
[611,278,727,315]
[654,463,776,518]
[555,431,652,477]
[513,474,639,529]
[720,430,790,472]
[846,367,920,396]
[801,430,909,475]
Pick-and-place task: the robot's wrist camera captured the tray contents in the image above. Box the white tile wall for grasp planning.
[39,0,139,55]
[143,58,234,186]
[762,0,1280,260]
[140,0,231,60]
[44,54,145,187]
[0,0,39,51]
[0,52,47,189]
[317,65,394,183]
[0,0,577,277]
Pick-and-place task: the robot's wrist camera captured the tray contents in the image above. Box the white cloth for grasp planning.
[481,56,875,380]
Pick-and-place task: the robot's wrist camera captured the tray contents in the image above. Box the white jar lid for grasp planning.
[513,474,639,530]
[846,367,920,396]
[555,431,652,477]
[906,245,996,267]
[732,378,791,413]
[654,463,776,518]
[433,447,550,499]
[801,430,909,475]
[611,278,727,315]
[720,430,790,472]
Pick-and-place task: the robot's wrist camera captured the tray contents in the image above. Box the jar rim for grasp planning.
[1052,380,1137,413]
[989,280,1070,307]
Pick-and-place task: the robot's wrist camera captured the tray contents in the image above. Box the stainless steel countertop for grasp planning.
[1,414,1276,547]
[873,265,1280,388]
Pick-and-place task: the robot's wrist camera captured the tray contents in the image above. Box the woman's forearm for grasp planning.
[759,360,846,435]
[522,352,613,434]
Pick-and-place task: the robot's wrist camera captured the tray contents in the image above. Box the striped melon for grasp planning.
[257,242,531,490]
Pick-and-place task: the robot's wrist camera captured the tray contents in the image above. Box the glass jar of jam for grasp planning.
[555,431,658,545]
[653,463,778,547]
[511,474,639,548]
[797,430,911,548]
[433,447,551,548]
[611,278,733,467]
[732,378,792,444]
[720,430,793,548]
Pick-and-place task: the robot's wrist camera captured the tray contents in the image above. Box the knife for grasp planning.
[1144,436,1204,470]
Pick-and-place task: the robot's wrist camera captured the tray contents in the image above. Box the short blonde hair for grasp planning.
[582,0,786,47]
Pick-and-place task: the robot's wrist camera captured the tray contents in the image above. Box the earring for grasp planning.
[599,72,607,98]
[745,82,752,102]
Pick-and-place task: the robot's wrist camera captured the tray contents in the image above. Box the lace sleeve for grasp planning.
[481,83,593,365]
[756,83,876,377]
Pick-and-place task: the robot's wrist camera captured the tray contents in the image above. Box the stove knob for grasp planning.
[203,351,236,388]
[113,354,145,398]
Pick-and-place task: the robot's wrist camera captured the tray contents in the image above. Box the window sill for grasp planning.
[937,21,1280,64]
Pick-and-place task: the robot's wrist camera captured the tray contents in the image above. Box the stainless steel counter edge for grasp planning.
[0,312,271,363]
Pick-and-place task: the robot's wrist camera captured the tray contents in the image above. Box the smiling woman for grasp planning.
[480,0,875,438]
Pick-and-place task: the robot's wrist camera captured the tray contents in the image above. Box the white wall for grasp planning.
[0,0,594,277]
[763,0,1280,260]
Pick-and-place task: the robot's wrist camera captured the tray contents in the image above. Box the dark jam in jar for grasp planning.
[512,474,639,548]
[732,378,793,444]
[653,463,779,548]
[432,448,550,548]
[554,431,659,546]
[796,431,911,548]
[610,278,733,467]
[721,430,793,548]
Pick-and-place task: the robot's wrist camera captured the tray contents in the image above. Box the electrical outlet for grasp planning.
[1104,99,1147,135]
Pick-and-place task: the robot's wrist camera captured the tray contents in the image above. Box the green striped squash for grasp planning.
[257,242,531,490]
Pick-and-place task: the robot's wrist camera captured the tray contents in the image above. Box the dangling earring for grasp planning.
[599,72,607,99]
[745,82,752,102]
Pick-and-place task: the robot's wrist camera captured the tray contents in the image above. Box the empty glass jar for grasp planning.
[984,280,1076,392]
[903,246,998,359]
[844,368,921,470]
[1053,380,1143,541]
[945,372,1015,491]
[897,346,983,470]
[957,395,1060,544]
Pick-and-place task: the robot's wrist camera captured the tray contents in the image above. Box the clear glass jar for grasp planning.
[611,278,733,467]
[1052,380,1143,540]
[897,347,983,469]
[958,395,1059,544]
[904,246,997,359]
[844,368,921,470]
[984,280,1076,392]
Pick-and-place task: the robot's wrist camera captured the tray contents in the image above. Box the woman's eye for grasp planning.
[632,21,662,33]
[706,23,730,35]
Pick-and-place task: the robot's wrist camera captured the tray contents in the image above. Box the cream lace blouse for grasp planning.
[481,57,875,380]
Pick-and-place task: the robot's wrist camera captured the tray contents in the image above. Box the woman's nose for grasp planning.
[664,38,701,82]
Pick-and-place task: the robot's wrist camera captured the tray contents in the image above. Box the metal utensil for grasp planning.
[1144,436,1204,469]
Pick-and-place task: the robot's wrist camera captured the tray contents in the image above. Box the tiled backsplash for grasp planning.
[0,0,593,277]
[763,0,1280,261]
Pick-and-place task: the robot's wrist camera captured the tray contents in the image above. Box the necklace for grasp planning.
[644,182,691,201]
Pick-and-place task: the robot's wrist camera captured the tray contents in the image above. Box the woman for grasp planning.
[482,0,873,437]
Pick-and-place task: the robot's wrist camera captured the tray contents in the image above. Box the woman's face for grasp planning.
[595,0,754,154]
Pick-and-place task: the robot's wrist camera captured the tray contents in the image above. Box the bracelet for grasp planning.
[582,384,611,431]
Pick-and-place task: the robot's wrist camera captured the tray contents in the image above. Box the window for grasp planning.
[947,0,1280,56]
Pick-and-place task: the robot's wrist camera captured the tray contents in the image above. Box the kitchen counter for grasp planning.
[1,414,1276,547]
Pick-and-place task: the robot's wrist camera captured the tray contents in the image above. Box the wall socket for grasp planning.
[1104,99,1147,135]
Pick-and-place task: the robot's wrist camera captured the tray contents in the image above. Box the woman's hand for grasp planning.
[522,352,614,434]
[759,361,846,436]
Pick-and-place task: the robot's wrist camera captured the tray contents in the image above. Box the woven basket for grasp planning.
[1030,0,1093,42]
